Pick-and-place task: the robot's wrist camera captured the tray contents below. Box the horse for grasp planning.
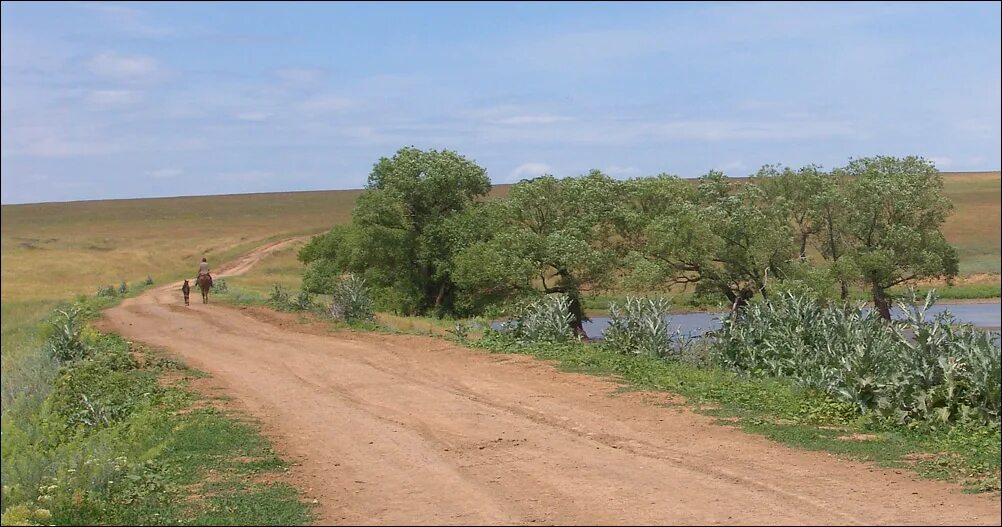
[196,274,213,304]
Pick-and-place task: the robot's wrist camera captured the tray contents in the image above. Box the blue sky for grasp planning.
[2,1,1000,204]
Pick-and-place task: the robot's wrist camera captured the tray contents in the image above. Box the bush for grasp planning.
[267,284,291,307]
[291,289,315,312]
[43,306,92,364]
[118,281,128,295]
[96,286,117,298]
[329,274,374,322]
[502,294,575,344]
[605,297,673,357]
[144,275,154,286]
[213,278,228,293]
[712,290,1001,425]
[43,338,148,435]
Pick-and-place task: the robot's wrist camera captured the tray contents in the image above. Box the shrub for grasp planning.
[712,290,1001,425]
[143,275,154,286]
[267,284,291,307]
[96,286,117,298]
[43,307,92,364]
[604,297,674,357]
[329,274,374,323]
[502,294,575,344]
[213,278,228,293]
[290,289,315,312]
[118,281,128,295]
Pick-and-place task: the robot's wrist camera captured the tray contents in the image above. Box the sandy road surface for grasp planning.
[98,239,1002,525]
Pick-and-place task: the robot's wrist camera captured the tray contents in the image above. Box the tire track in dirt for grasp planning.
[98,239,1002,525]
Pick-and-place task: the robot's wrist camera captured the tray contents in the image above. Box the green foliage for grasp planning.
[604,296,699,359]
[143,275,154,286]
[621,171,797,311]
[43,337,150,436]
[2,303,311,525]
[329,274,375,323]
[452,171,621,329]
[838,156,960,316]
[713,290,1001,425]
[95,285,117,298]
[301,147,491,316]
[42,306,92,364]
[267,284,291,306]
[118,281,128,295]
[212,277,229,293]
[500,294,576,344]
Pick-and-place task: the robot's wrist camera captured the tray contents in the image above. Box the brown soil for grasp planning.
[95,239,1002,525]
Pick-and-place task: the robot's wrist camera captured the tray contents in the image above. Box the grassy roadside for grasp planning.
[1,292,312,525]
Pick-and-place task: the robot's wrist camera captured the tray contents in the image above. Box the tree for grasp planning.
[451,171,621,336]
[299,147,490,315]
[622,171,797,313]
[753,164,826,260]
[808,171,856,300]
[838,156,958,319]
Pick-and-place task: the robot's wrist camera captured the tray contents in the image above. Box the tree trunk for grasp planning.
[799,233,809,260]
[839,280,849,301]
[567,291,588,340]
[871,279,891,321]
[724,287,753,316]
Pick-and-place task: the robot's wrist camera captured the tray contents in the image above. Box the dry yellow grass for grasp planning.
[1,190,360,302]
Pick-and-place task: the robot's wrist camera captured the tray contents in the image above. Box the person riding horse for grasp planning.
[197,257,212,287]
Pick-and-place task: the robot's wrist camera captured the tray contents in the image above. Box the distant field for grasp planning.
[939,172,1001,274]
[2,171,998,308]
[1,190,360,303]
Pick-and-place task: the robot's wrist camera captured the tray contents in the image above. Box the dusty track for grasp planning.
[99,240,1002,525]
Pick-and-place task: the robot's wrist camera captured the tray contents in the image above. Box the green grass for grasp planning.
[1,297,312,525]
[471,335,1001,493]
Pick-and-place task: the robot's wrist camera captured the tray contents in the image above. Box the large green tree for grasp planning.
[451,171,621,335]
[299,147,490,315]
[622,171,797,313]
[838,156,959,319]
[753,164,827,260]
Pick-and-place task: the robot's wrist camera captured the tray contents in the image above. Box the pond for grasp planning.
[579,302,1001,339]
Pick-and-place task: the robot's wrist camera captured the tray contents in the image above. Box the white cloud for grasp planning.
[490,115,572,125]
[149,168,182,179]
[605,165,641,177]
[82,4,175,38]
[86,52,160,80]
[716,160,748,173]
[927,156,953,169]
[87,89,141,105]
[297,95,355,116]
[506,162,553,183]
[234,111,273,122]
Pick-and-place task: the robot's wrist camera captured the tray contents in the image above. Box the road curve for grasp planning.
[98,239,1002,525]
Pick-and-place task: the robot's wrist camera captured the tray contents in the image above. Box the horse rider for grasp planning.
[197,257,212,286]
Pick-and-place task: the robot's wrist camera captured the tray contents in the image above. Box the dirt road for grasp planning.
[99,240,1001,525]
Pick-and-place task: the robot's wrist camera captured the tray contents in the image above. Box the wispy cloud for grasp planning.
[490,115,572,125]
[506,162,552,183]
[87,89,141,105]
[81,3,175,38]
[86,52,161,80]
[605,165,641,177]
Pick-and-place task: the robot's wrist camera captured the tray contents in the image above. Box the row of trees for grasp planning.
[299,147,959,334]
